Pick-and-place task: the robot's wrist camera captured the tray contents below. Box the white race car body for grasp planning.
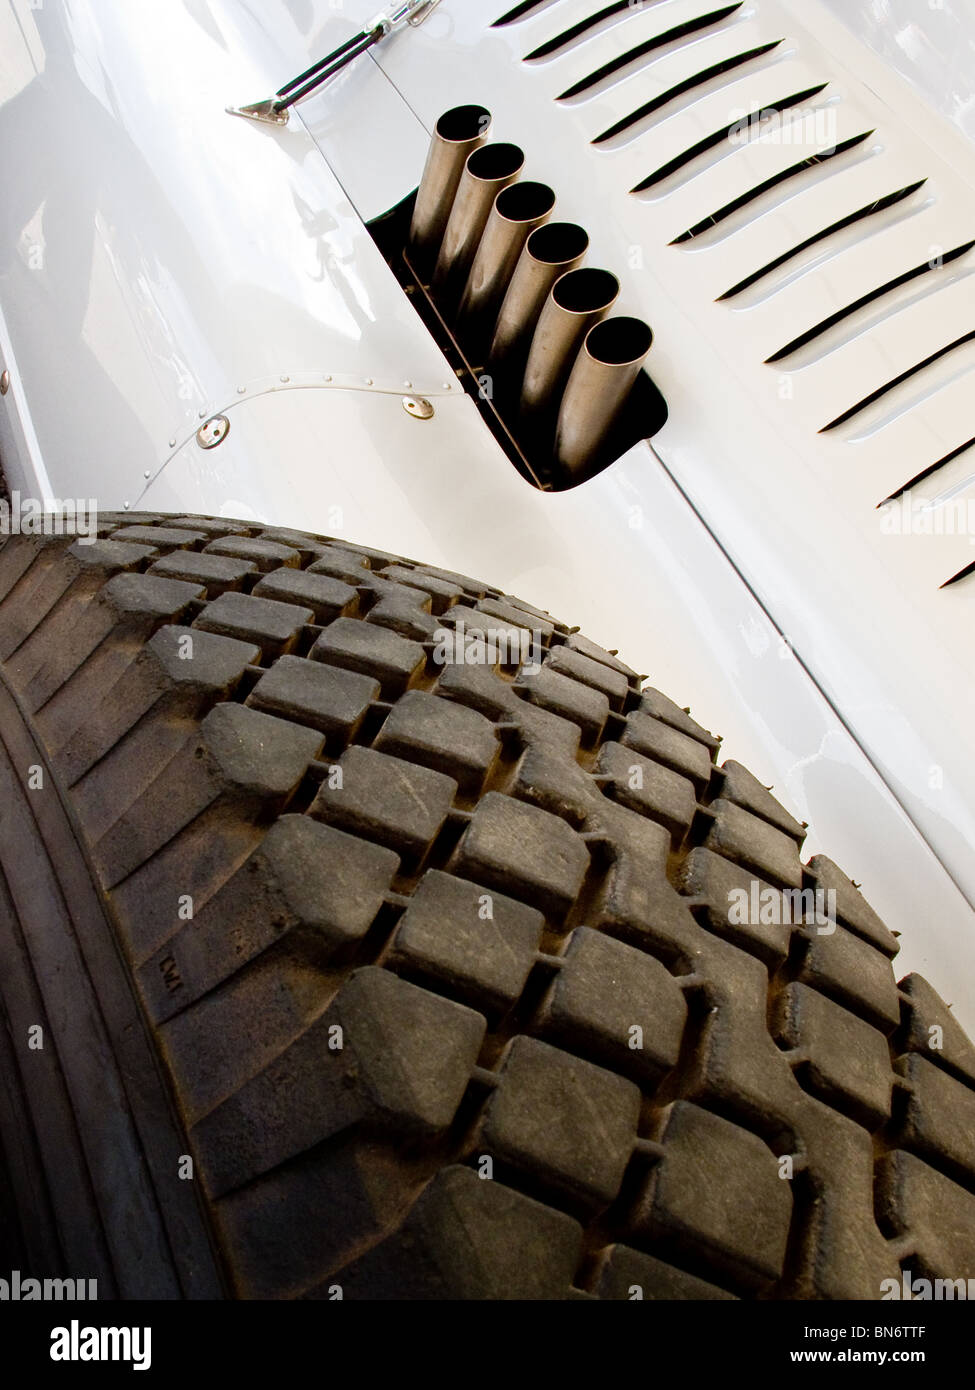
[0,0,973,1027]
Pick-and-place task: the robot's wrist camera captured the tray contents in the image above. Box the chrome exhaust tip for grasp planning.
[432,142,525,310]
[520,266,620,425]
[457,180,556,358]
[487,221,589,387]
[409,105,492,272]
[555,316,655,477]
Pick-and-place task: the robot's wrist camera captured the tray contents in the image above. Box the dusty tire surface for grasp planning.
[0,515,973,1300]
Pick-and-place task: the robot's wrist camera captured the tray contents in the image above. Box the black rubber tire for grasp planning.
[0,516,973,1301]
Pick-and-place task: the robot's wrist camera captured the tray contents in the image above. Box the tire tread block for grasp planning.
[148,549,257,596]
[310,616,425,696]
[338,1166,583,1300]
[310,745,457,863]
[389,869,543,1015]
[372,688,500,796]
[86,704,322,887]
[596,1244,737,1300]
[622,711,714,793]
[898,973,975,1088]
[775,982,893,1128]
[247,655,378,743]
[451,791,590,919]
[253,568,358,623]
[719,760,805,843]
[894,1052,975,1186]
[138,816,399,1021]
[677,846,791,967]
[536,926,687,1085]
[877,1150,975,1281]
[192,968,485,1198]
[481,1036,642,1212]
[194,591,314,658]
[596,740,697,841]
[798,924,901,1032]
[631,1101,792,1293]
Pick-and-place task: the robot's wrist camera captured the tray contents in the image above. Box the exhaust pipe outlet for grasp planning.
[520,267,619,424]
[432,142,525,309]
[409,105,492,272]
[457,181,556,356]
[555,316,654,477]
[487,221,589,385]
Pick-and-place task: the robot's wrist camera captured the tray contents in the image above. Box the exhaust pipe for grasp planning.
[555,316,654,477]
[520,267,619,425]
[487,221,589,385]
[432,142,525,309]
[409,105,492,272]
[457,181,556,357]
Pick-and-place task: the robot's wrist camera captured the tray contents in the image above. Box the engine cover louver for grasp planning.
[486,0,975,593]
[367,0,975,929]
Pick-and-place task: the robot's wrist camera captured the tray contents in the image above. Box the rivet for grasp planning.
[169,438,177,448]
[0,370,9,396]
[280,375,290,383]
[364,377,374,386]
[144,470,151,479]
[237,385,247,394]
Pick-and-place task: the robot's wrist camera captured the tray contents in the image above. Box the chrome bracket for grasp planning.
[369,1,443,33]
[407,0,444,24]
[227,0,441,124]
[226,98,291,127]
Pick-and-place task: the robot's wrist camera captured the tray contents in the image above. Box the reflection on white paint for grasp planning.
[821,0,975,141]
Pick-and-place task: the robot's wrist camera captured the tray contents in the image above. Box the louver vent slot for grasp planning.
[630,84,829,193]
[766,240,975,365]
[556,5,743,97]
[885,436,975,513]
[943,559,975,589]
[595,40,784,144]
[846,345,975,442]
[674,131,874,245]
[525,1,644,58]
[718,181,928,299]
[494,0,560,26]
[821,329,975,433]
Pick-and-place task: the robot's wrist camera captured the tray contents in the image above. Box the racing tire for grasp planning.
[0,515,973,1301]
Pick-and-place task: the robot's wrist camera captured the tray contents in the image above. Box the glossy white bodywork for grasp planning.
[0,0,973,1026]
[822,0,975,143]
